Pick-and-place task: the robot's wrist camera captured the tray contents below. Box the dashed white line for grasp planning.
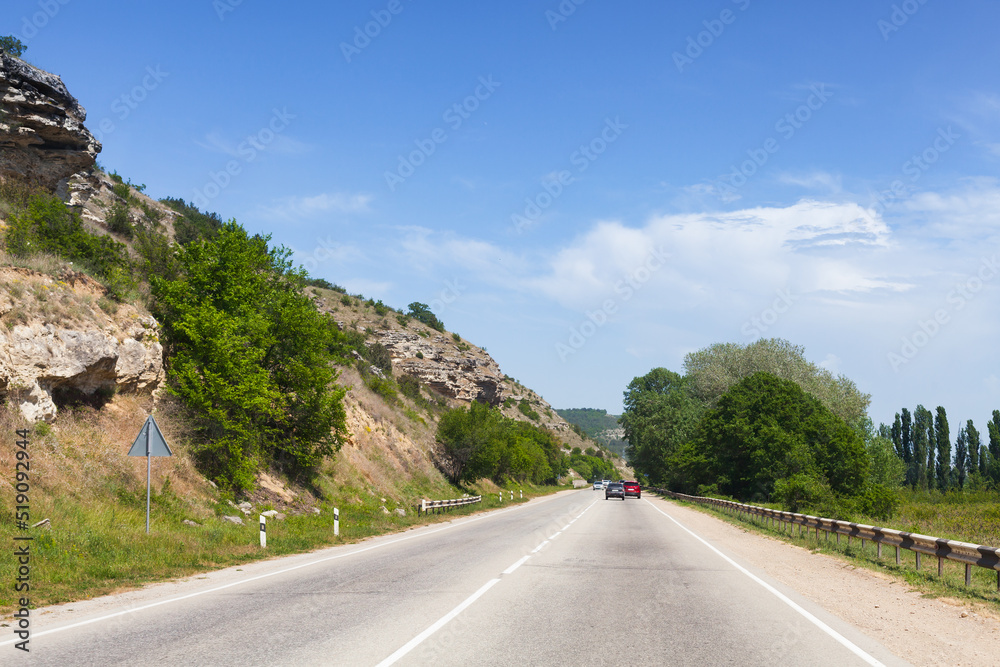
[375,578,501,667]
[503,555,531,575]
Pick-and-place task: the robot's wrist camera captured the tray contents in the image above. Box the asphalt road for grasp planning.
[8,491,908,666]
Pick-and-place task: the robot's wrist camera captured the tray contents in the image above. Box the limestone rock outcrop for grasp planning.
[374,329,507,406]
[0,268,163,422]
[0,50,100,189]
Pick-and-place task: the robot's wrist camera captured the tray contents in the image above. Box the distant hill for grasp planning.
[555,408,628,459]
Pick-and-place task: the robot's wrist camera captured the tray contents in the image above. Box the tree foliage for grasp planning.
[683,338,870,427]
[619,368,703,487]
[436,402,568,485]
[151,222,347,491]
[406,302,445,332]
[0,35,26,58]
[691,373,868,502]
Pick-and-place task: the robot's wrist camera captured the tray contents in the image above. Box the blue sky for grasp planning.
[8,1,1000,434]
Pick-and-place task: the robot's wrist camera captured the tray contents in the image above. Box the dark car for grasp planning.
[605,482,625,500]
[623,481,641,499]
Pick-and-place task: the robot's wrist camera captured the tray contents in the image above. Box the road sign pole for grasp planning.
[127,415,173,536]
[146,424,151,534]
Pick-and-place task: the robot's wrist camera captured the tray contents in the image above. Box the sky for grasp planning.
[7,1,1000,434]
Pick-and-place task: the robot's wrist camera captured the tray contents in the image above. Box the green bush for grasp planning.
[111,181,132,203]
[160,197,223,245]
[364,342,393,374]
[5,191,134,297]
[106,202,133,238]
[398,374,421,400]
[364,373,397,402]
[518,399,540,421]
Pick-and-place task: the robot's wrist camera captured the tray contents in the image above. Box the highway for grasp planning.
[11,491,908,666]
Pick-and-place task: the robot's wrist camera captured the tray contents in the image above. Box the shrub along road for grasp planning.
[7,491,908,666]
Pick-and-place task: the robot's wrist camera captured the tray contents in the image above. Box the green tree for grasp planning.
[0,35,26,57]
[935,406,951,490]
[912,406,930,490]
[954,426,968,489]
[407,302,445,332]
[619,368,704,487]
[891,413,903,460]
[989,411,1000,483]
[693,372,868,502]
[151,222,347,490]
[683,338,870,426]
[967,419,980,474]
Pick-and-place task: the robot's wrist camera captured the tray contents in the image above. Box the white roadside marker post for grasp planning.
[260,515,266,548]
[334,507,340,536]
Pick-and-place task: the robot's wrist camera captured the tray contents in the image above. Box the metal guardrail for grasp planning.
[418,495,482,515]
[653,488,1000,591]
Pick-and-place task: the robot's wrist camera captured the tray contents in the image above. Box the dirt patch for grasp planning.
[659,499,1000,666]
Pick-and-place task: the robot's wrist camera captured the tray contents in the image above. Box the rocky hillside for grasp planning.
[0,50,622,504]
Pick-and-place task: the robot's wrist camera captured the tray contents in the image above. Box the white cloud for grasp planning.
[527,199,894,310]
[258,192,373,221]
[776,171,843,193]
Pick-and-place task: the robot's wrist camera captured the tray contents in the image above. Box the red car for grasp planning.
[623,481,641,499]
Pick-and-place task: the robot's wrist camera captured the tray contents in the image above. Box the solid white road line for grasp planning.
[644,499,885,667]
[0,501,534,647]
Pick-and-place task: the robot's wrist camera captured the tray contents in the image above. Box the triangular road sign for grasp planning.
[127,415,173,457]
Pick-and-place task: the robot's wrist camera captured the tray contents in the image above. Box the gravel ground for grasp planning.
[658,498,1000,667]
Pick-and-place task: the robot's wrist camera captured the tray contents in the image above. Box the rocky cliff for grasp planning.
[0,51,100,190]
[0,267,163,422]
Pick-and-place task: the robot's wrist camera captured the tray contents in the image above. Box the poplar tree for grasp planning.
[967,420,980,474]
[989,410,1000,482]
[954,426,968,489]
[891,413,903,460]
[912,406,929,490]
[935,406,950,490]
[901,408,913,485]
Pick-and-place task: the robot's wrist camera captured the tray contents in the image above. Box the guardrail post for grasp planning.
[965,563,972,586]
[938,556,944,577]
[895,546,900,565]
[915,552,921,570]
[877,541,882,558]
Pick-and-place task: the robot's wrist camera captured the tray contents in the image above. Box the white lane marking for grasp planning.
[0,502,533,647]
[644,499,885,667]
[378,494,599,664]
[375,578,501,667]
[503,555,531,575]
